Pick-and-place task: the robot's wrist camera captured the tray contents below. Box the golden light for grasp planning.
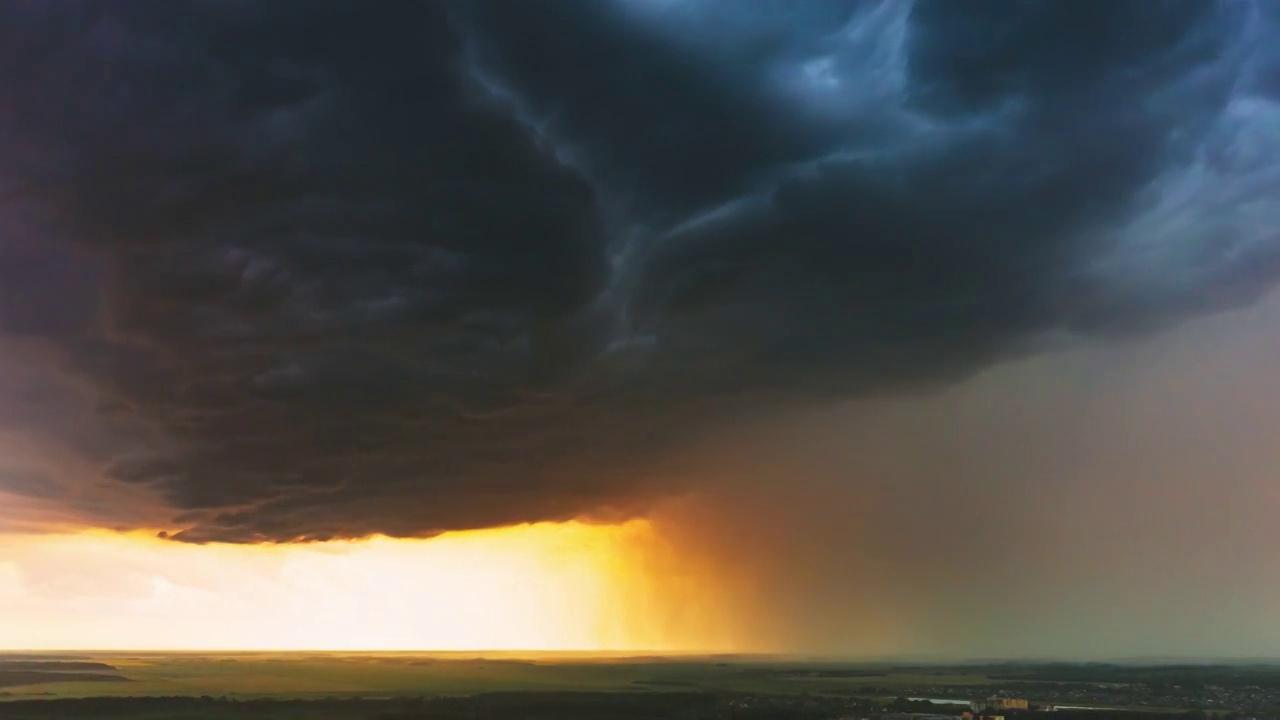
[0,520,740,652]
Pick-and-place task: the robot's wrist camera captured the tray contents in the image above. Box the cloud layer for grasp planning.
[1,0,1278,543]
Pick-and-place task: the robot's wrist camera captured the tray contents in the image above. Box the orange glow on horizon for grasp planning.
[0,520,741,653]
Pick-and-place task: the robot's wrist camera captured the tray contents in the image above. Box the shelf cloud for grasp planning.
[0,0,1277,558]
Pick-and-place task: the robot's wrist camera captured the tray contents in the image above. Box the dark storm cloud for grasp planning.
[0,0,1276,542]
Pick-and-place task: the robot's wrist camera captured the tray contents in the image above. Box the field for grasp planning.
[0,653,989,700]
[6,653,1280,717]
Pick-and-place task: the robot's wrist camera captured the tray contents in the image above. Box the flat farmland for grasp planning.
[0,653,990,700]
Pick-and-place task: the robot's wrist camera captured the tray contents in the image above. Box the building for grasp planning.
[971,697,1029,712]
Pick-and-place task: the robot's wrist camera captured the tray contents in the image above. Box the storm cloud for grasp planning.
[1,0,1278,543]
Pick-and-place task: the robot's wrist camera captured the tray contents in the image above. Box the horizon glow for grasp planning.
[0,521,738,653]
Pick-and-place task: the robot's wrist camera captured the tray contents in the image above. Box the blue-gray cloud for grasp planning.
[0,0,1276,542]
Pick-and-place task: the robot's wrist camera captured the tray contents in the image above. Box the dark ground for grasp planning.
[4,657,1280,718]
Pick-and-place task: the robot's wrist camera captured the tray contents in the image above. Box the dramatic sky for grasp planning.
[2,0,1280,656]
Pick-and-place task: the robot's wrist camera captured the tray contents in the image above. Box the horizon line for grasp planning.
[5,649,1280,663]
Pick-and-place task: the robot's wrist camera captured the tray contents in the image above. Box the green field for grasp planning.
[0,653,991,701]
[6,655,1279,716]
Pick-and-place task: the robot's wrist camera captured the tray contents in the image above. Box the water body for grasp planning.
[909,698,1114,711]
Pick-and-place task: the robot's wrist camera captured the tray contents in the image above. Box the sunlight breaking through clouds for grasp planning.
[0,522,736,652]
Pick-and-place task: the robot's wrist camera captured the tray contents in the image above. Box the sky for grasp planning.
[1,0,1280,657]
